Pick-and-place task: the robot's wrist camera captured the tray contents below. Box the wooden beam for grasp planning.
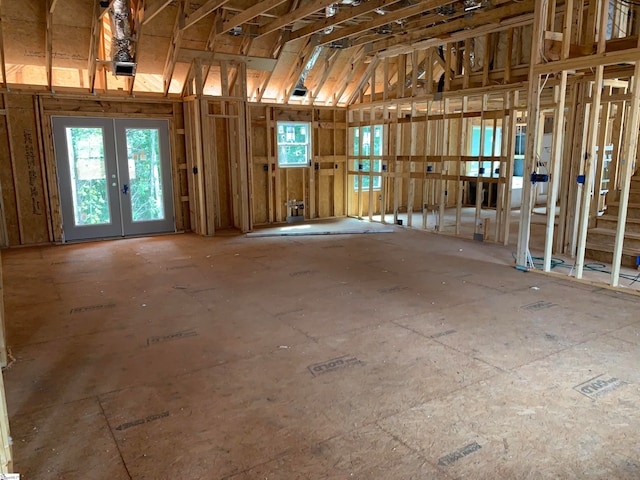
[88,0,102,93]
[319,0,444,47]
[183,0,230,30]
[576,0,608,279]
[46,0,54,89]
[310,49,339,102]
[177,49,278,71]
[127,0,146,94]
[0,9,6,89]
[611,62,640,285]
[220,0,287,35]
[163,0,186,96]
[143,0,173,25]
[515,0,547,268]
[257,0,337,38]
[347,57,380,105]
[534,46,640,75]
[543,71,568,271]
[288,0,403,42]
[372,1,535,56]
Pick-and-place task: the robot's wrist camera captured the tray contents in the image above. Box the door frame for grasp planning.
[52,116,175,242]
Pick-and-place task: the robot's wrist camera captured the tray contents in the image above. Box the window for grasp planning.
[353,125,383,190]
[277,122,311,167]
[467,125,502,176]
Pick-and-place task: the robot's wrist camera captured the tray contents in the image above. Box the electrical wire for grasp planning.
[512,252,640,286]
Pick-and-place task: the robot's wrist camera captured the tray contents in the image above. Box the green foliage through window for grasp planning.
[68,127,111,226]
[126,128,165,222]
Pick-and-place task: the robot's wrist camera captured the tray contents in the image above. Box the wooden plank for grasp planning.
[177,49,278,71]
[589,95,611,218]
[318,0,448,47]
[501,92,517,244]
[576,0,608,277]
[516,0,546,267]
[258,0,338,37]
[575,67,604,278]
[46,0,54,89]
[439,98,450,232]
[183,0,230,30]
[33,97,53,242]
[143,0,173,24]
[611,62,640,285]
[288,0,402,42]
[163,0,186,96]
[88,0,102,93]
[543,71,568,270]
[221,0,287,34]
[0,255,7,366]
[239,94,252,231]
[0,364,12,472]
[372,1,535,56]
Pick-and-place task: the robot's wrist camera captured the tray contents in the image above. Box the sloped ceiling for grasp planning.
[0,0,535,104]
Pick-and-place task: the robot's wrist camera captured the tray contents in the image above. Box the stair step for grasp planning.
[585,241,640,268]
[607,202,640,219]
[588,228,640,249]
[596,216,640,233]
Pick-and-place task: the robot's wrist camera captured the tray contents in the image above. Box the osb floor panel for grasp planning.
[2,225,640,479]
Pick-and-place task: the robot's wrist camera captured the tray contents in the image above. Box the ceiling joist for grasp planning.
[162,0,186,95]
[317,0,451,47]
[183,0,230,30]
[372,0,535,56]
[257,0,338,38]
[143,0,173,25]
[288,0,404,42]
[220,0,288,35]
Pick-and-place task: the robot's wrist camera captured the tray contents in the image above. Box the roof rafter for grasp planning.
[88,0,102,93]
[347,56,380,104]
[143,0,172,25]
[46,0,54,89]
[0,6,6,89]
[220,0,288,35]
[162,0,186,95]
[288,0,403,42]
[309,49,340,102]
[371,0,534,57]
[127,0,146,94]
[282,40,317,101]
[183,0,230,30]
[257,0,338,38]
[317,0,449,46]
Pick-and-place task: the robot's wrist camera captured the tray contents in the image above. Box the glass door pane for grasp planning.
[125,128,165,222]
[66,127,111,226]
[53,117,122,242]
[115,119,175,236]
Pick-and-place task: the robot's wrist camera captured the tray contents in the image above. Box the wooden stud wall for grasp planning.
[249,105,347,225]
[347,88,515,241]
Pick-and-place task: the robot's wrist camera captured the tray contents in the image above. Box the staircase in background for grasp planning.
[585,175,640,268]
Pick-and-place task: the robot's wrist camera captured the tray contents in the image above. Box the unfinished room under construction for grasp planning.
[0,0,639,478]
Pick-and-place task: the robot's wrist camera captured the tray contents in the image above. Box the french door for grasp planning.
[52,117,175,241]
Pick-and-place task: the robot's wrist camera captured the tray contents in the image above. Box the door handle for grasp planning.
[122,184,129,195]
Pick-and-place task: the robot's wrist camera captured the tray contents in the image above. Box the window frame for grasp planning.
[276,121,312,168]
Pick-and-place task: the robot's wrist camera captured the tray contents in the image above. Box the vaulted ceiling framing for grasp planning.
[0,0,571,105]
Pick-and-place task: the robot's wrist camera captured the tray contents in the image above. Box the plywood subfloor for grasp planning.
[2,225,640,479]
